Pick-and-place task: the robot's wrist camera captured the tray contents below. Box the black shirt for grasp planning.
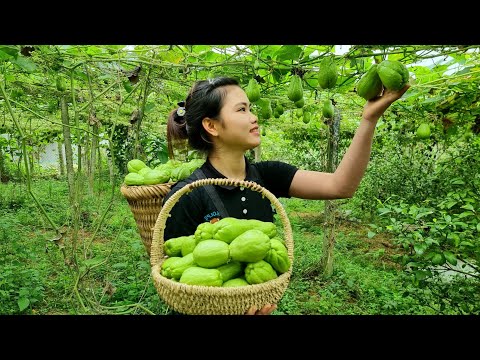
[162,157,298,240]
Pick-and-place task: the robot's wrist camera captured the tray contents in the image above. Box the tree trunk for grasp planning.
[60,95,76,205]
[89,124,98,194]
[57,141,65,176]
[320,107,341,278]
[29,153,35,177]
[254,144,262,162]
[0,145,5,182]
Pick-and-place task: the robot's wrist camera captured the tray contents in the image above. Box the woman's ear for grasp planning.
[202,117,219,137]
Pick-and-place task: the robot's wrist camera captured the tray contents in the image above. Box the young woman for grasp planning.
[163,76,409,315]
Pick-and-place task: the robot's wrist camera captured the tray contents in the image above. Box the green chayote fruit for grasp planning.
[160,257,182,279]
[124,172,144,186]
[229,229,271,263]
[322,99,334,118]
[179,267,223,287]
[244,260,278,284]
[377,60,410,91]
[356,64,384,100]
[213,217,252,244]
[246,219,277,238]
[222,277,249,287]
[264,238,291,274]
[127,159,147,173]
[194,222,215,243]
[245,78,261,103]
[143,169,170,185]
[215,261,243,282]
[192,240,230,268]
[181,235,198,256]
[169,253,197,280]
[164,235,191,257]
[287,75,303,102]
[318,57,338,89]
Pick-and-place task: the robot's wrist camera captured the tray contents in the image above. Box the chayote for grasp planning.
[244,260,278,284]
[222,277,249,287]
[213,217,252,244]
[194,222,215,243]
[160,256,182,279]
[179,267,223,287]
[192,239,230,268]
[229,229,271,263]
[164,235,190,257]
[127,159,147,173]
[264,238,291,274]
[181,235,198,256]
[247,219,277,238]
[215,261,243,282]
[169,253,197,280]
[377,60,410,91]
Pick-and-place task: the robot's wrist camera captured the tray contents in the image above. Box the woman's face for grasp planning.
[213,85,260,151]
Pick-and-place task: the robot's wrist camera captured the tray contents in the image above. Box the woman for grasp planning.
[163,76,409,315]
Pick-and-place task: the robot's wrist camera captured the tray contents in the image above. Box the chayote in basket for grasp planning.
[160,217,291,287]
[124,158,205,186]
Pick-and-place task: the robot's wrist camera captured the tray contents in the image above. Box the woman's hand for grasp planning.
[362,84,410,122]
[245,303,277,315]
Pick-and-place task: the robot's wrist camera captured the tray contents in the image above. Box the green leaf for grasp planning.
[431,253,445,266]
[112,262,128,269]
[414,270,430,281]
[415,211,434,219]
[18,297,30,312]
[144,102,155,113]
[0,45,19,57]
[275,46,303,61]
[457,211,474,219]
[443,251,457,266]
[86,46,103,56]
[367,231,376,238]
[477,223,480,232]
[422,95,445,104]
[406,262,422,269]
[378,208,391,216]
[0,50,13,61]
[84,257,104,267]
[414,243,428,255]
[12,56,37,73]
[460,204,474,211]
[123,80,133,93]
[447,232,460,247]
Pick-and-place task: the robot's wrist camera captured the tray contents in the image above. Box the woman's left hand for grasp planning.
[362,84,410,122]
[245,303,277,315]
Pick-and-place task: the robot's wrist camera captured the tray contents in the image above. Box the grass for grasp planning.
[0,177,468,315]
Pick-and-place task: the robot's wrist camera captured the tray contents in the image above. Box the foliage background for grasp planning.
[0,45,479,315]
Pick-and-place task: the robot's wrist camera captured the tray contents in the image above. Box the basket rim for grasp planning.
[120,181,176,200]
[120,181,177,190]
[150,177,294,289]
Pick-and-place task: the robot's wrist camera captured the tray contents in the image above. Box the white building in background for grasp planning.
[1,133,109,170]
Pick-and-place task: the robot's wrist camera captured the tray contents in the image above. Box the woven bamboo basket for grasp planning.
[120,182,175,256]
[150,178,294,315]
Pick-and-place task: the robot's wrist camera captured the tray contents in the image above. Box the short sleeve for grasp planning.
[163,189,206,241]
[254,161,298,198]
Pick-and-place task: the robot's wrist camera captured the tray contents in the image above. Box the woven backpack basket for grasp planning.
[150,178,294,315]
[120,182,176,256]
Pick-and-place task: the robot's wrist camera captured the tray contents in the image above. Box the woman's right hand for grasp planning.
[245,303,277,315]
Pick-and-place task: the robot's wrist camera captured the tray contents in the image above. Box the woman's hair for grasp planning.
[166,76,240,158]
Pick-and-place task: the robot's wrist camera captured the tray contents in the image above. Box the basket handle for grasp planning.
[150,178,293,267]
